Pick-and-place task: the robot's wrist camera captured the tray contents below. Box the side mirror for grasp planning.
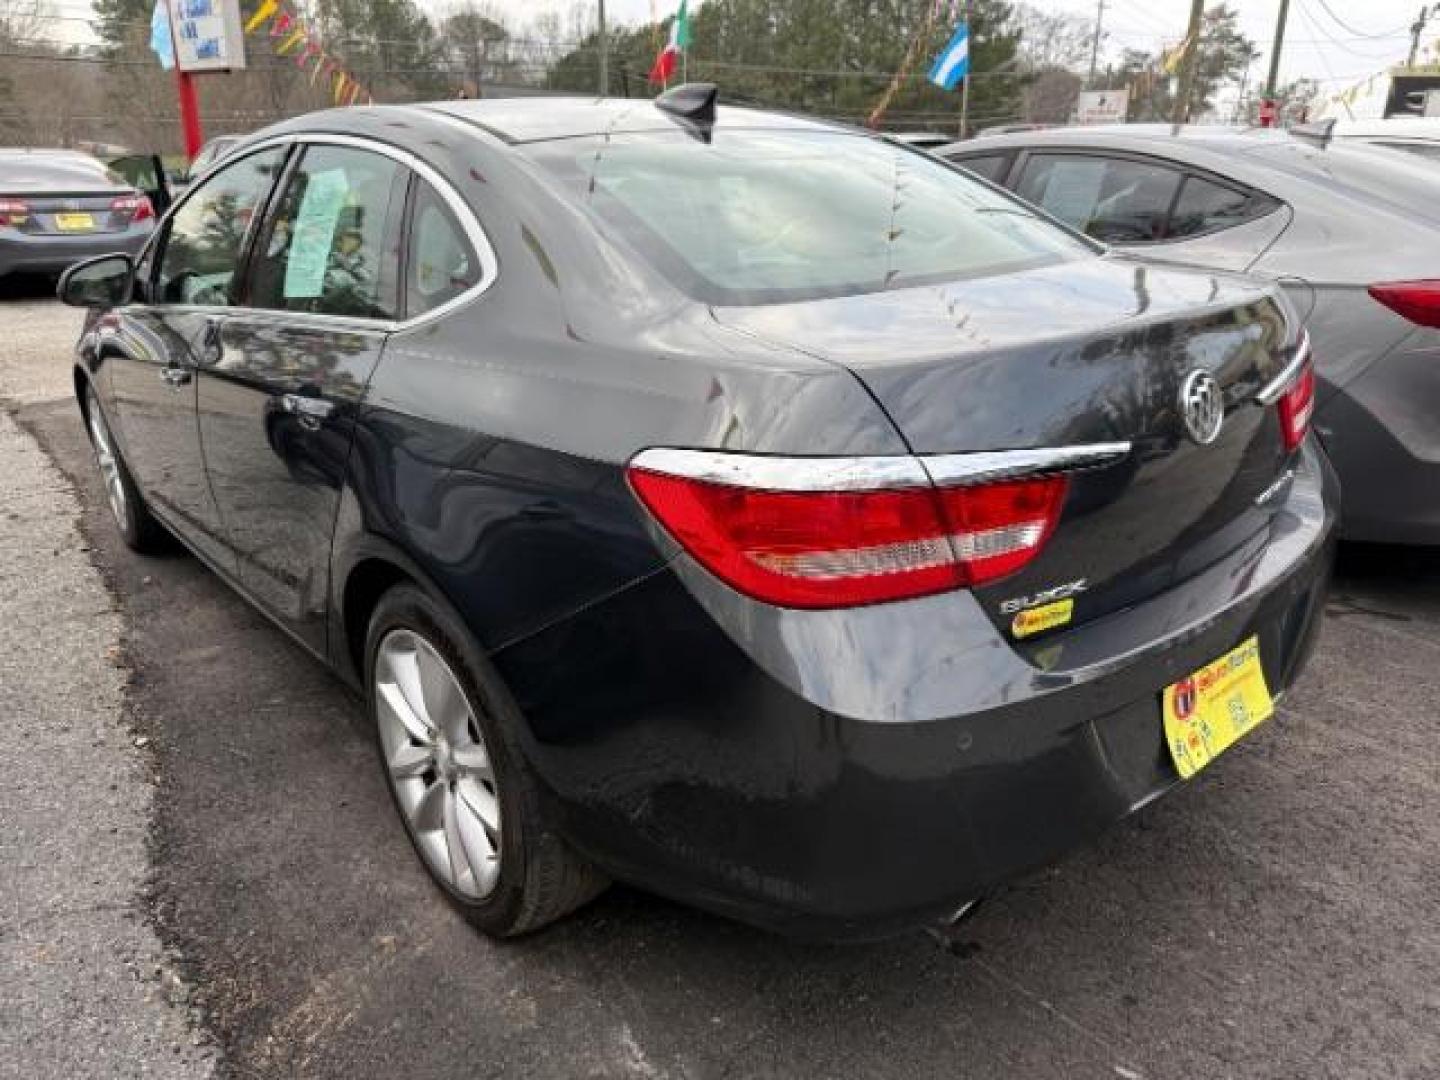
[58,253,135,308]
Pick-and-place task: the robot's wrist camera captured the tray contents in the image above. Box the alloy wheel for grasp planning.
[374,628,502,898]
[87,394,128,529]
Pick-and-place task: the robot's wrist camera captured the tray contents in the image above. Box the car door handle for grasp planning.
[281,393,336,430]
[160,366,192,387]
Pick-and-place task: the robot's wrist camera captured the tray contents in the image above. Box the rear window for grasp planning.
[1247,141,1440,221]
[525,130,1090,305]
[1369,140,1440,162]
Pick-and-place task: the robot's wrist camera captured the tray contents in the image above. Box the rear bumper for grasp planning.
[494,441,1339,939]
[0,226,151,276]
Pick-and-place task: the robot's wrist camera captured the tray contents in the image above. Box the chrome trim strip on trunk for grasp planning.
[629,448,932,491]
[1254,330,1312,406]
[921,443,1133,486]
[629,443,1132,493]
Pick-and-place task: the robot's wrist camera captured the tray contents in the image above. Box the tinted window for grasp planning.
[952,154,1011,183]
[248,145,404,320]
[1015,154,1182,243]
[156,147,286,306]
[525,130,1090,305]
[406,180,481,317]
[1169,176,1272,239]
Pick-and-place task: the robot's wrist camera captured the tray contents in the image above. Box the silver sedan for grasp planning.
[942,125,1440,545]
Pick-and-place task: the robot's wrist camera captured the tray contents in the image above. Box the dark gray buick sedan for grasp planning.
[61,87,1336,940]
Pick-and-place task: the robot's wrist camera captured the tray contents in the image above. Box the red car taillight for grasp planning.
[627,456,1068,609]
[110,193,154,222]
[1368,280,1440,329]
[1277,362,1315,454]
[0,197,29,227]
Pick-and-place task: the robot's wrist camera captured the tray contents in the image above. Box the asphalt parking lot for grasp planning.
[5,279,1440,1079]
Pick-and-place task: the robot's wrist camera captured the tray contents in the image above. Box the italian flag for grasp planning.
[648,0,691,84]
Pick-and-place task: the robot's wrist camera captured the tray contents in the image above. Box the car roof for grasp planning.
[423,96,848,144]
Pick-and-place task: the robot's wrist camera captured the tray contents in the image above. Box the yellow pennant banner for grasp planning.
[243,0,278,34]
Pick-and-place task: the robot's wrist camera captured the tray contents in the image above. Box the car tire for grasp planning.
[84,384,168,554]
[365,583,607,936]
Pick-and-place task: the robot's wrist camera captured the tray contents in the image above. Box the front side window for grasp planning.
[1015,153,1183,244]
[525,131,1091,305]
[248,145,405,320]
[156,147,286,306]
[406,180,481,318]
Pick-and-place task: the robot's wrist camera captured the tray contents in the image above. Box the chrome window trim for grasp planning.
[157,131,499,332]
[1254,330,1311,406]
[629,443,1132,492]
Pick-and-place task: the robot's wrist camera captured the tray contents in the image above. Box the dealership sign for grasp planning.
[1075,90,1129,125]
[167,0,246,72]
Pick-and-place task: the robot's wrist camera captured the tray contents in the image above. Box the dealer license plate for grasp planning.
[54,212,95,232]
[1162,636,1274,780]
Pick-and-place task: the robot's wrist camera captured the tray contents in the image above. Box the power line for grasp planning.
[1307,0,1413,40]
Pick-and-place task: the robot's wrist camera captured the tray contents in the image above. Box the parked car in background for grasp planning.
[0,149,155,280]
[1292,117,1440,161]
[62,91,1334,940]
[944,125,1440,545]
[185,134,240,181]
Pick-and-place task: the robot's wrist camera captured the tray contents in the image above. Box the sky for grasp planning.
[48,0,1434,109]
[471,0,1439,98]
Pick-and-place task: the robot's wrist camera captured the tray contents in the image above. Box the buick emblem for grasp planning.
[1179,370,1224,446]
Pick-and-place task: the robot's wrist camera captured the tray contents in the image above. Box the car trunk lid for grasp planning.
[2,190,139,235]
[712,256,1301,637]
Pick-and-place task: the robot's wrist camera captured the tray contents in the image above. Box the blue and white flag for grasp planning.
[928,22,970,91]
[149,0,175,70]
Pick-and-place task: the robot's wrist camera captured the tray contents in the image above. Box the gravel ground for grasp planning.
[5,284,1440,1079]
[0,290,212,1079]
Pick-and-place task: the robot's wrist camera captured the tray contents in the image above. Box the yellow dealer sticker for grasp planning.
[1011,598,1074,639]
[1162,636,1274,780]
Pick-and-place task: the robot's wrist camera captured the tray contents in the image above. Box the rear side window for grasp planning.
[1015,153,1182,243]
[248,144,405,320]
[525,130,1091,305]
[1169,176,1276,239]
[405,180,481,318]
[951,154,1011,183]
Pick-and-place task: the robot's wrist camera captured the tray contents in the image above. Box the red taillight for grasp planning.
[1369,280,1440,329]
[627,459,1068,609]
[110,193,154,222]
[0,197,29,227]
[1277,359,1315,454]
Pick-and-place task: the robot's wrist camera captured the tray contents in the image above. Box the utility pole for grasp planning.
[598,0,608,97]
[1171,0,1205,126]
[1088,0,1106,84]
[1408,5,1431,68]
[1264,0,1290,100]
